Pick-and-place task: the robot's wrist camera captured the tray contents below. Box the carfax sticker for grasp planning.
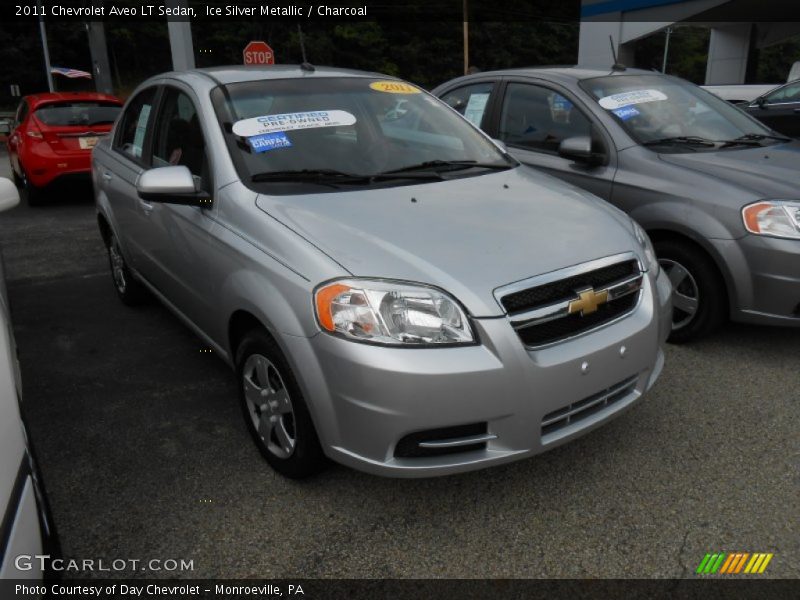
[232,110,356,137]
[369,81,421,94]
[612,106,640,120]
[598,89,667,110]
[248,131,292,153]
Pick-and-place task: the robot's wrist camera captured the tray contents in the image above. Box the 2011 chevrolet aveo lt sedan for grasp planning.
[92,66,671,478]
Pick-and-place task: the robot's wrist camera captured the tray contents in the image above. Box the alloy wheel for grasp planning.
[108,236,127,294]
[659,258,699,331]
[242,354,296,459]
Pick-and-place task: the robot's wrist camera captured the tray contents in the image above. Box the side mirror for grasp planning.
[558,136,601,165]
[0,120,10,136]
[756,96,767,108]
[136,166,211,207]
[0,178,20,213]
[492,138,508,154]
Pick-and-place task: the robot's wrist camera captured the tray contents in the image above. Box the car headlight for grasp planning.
[632,221,660,275]
[742,200,800,240]
[314,279,475,346]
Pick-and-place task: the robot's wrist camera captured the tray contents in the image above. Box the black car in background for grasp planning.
[743,80,800,138]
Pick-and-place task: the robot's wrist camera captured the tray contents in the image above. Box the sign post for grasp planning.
[243,41,275,66]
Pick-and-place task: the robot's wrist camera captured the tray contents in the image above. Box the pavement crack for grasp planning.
[677,528,691,577]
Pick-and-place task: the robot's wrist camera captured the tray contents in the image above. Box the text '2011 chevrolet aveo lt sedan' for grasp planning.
[92,66,672,478]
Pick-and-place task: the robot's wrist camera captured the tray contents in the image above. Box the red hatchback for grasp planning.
[6,92,123,205]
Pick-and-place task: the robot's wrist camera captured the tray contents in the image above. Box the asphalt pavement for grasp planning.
[0,150,797,579]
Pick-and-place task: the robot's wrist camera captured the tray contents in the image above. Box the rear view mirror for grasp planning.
[0,177,20,213]
[136,166,211,207]
[558,136,601,165]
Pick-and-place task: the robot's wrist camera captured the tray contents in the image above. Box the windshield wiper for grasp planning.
[251,169,369,183]
[251,168,443,185]
[642,136,717,148]
[379,159,514,175]
[719,133,791,148]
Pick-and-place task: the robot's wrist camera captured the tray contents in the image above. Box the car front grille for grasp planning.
[501,260,639,315]
[541,375,639,440]
[497,256,643,348]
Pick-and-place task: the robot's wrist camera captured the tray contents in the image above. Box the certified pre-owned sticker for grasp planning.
[598,89,668,110]
[248,131,292,153]
[369,81,421,94]
[232,110,357,137]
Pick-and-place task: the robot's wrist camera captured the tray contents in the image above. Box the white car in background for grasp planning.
[0,177,57,580]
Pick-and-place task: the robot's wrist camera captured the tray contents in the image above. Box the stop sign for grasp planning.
[243,41,275,66]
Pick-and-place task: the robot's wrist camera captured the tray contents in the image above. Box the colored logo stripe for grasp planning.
[696,553,726,574]
[744,553,774,574]
[697,552,773,574]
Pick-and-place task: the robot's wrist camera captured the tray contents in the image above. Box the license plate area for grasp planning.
[78,136,99,150]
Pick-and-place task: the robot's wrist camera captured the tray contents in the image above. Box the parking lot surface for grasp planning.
[0,152,797,578]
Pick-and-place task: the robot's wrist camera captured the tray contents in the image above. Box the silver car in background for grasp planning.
[0,178,56,579]
[435,67,800,342]
[92,66,671,478]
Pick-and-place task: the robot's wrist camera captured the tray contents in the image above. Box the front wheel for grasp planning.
[236,329,327,479]
[654,239,726,343]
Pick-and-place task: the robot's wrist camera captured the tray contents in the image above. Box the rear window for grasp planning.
[34,101,121,126]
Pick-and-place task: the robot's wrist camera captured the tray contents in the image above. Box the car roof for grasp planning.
[174,65,392,86]
[25,91,122,108]
[445,65,659,87]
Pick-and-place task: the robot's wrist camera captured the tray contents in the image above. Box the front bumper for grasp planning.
[284,268,672,477]
[711,235,800,326]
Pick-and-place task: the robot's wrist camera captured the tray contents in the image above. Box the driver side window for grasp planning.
[152,88,211,192]
[499,83,592,154]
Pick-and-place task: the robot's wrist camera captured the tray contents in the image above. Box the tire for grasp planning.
[106,232,147,305]
[235,329,327,478]
[654,239,726,343]
[20,170,44,207]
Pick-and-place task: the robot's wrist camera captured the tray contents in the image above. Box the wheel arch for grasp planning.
[646,228,733,313]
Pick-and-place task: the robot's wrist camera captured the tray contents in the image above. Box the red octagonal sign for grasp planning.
[243,41,275,65]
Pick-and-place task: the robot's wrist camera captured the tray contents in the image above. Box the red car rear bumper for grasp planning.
[19,143,94,188]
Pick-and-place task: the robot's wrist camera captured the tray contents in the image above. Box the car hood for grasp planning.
[658,141,800,198]
[255,167,638,317]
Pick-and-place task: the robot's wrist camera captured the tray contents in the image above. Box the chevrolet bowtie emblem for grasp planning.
[568,287,609,316]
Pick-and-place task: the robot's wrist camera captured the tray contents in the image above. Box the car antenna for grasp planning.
[298,25,315,72]
[609,35,627,71]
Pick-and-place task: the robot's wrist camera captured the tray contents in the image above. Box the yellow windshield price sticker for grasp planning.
[369,81,421,94]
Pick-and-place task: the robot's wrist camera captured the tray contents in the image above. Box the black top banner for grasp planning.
[5,0,800,23]
[6,1,580,23]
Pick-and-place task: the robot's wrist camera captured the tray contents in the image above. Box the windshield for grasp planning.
[35,101,121,126]
[212,77,513,193]
[580,74,775,150]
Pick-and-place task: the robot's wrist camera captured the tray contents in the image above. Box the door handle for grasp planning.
[101,171,113,181]
[138,199,154,214]
[793,108,800,113]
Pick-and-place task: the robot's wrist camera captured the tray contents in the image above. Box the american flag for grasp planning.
[51,67,92,79]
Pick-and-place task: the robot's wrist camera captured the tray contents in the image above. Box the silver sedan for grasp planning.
[93,66,671,477]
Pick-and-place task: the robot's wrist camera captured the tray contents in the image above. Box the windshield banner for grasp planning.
[598,89,667,110]
[233,110,356,137]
